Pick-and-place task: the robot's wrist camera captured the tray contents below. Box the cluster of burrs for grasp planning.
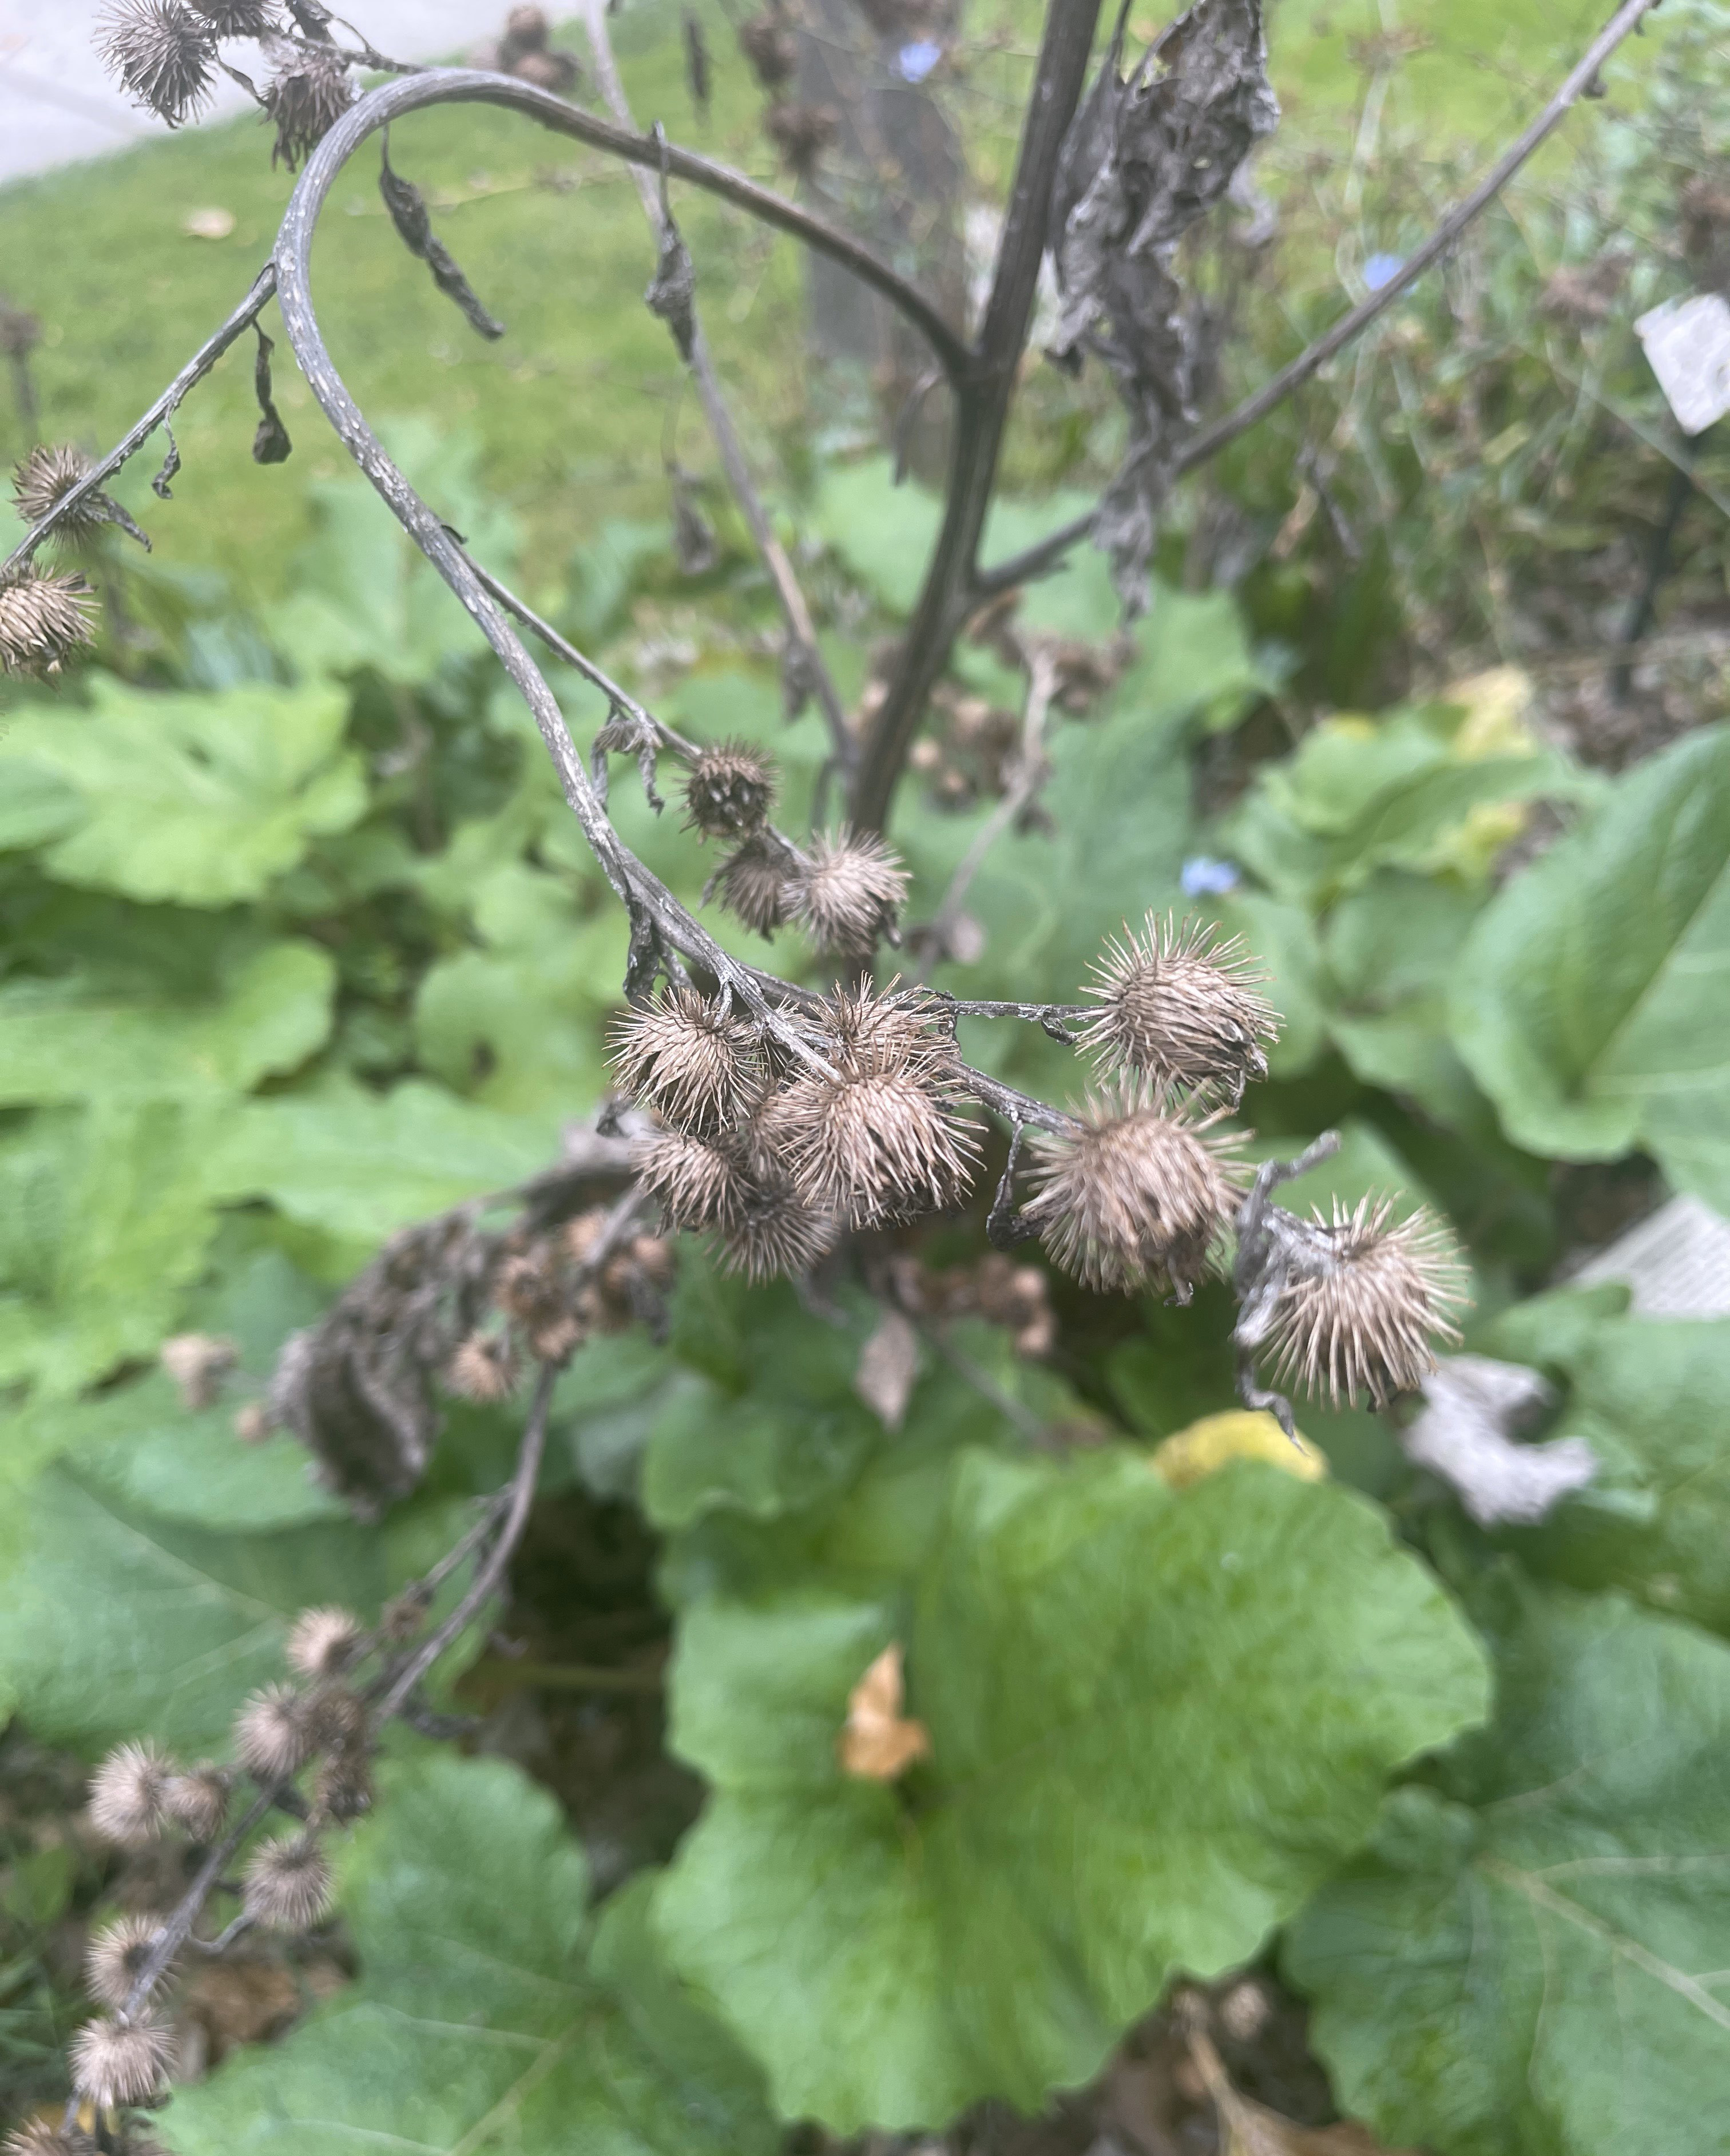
[96,2,360,167]
[614,869,1466,1410]
[52,1603,380,2136]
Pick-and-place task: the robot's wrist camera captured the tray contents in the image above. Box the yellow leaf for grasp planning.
[1444,665,1535,759]
[1150,1410,1325,1490]
[838,1643,931,1781]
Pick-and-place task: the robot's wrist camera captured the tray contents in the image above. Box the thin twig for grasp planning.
[371,1362,557,1727]
[847,0,1105,833]
[918,647,1059,970]
[578,0,858,774]
[1,265,277,578]
[120,1782,277,2019]
[972,0,1668,599]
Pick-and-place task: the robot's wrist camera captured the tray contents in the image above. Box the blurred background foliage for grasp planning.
[7,1,1730,2148]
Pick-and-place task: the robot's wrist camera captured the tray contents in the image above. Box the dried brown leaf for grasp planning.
[838,1643,930,1781]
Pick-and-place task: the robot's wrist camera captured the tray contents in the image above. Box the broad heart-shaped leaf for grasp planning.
[161,1754,777,2156]
[2,677,366,906]
[0,939,334,1108]
[1475,1300,1730,1638]
[0,1464,392,1752]
[653,1450,1489,2129]
[204,1080,560,1242]
[0,1103,223,1400]
[1451,726,1730,1202]
[1286,1582,1730,2156]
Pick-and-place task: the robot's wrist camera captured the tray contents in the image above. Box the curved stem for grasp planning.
[291,69,969,381]
[974,0,1666,601]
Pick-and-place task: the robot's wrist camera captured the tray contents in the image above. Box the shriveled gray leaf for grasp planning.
[1402,1354,1598,1527]
[854,1308,920,1430]
[1049,0,1277,609]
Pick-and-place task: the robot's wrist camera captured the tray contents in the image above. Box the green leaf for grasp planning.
[0,1104,222,1399]
[269,421,517,688]
[205,1080,558,1241]
[1451,727,1730,1202]
[3,678,366,906]
[0,1465,387,1751]
[1475,1306,1730,1636]
[654,1449,1488,2129]
[0,939,334,1107]
[161,1753,777,2156]
[643,1374,878,1532]
[0,756,83,851]
[1287,1583,1730,2156]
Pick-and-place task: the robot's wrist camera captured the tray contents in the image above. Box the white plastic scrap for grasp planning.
[1402,1355,1597,1527]
[1635,292,1730,435]
[1569,1193,1730,1319]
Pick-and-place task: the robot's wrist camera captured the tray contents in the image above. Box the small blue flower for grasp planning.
[897,38,942,82]
[1180,856,1240,897]
[1363,252,1405,294]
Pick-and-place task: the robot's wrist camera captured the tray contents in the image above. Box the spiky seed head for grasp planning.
[766,1052,979,1229]
[0,570,97,676]
[264,46,354,170]
[738,11,797,86]
[69,2015,174,2109]
[85,1916,163,2010]
[89,1743,176,1847]
[1263,1198,1469,1408]
[609,988,760,1133]
[764,100,839,176]
[161,1766,229,1841]
[1079,913,1280,1096]
[788,829,910,959]
[311,1751,374,1825]
[286,1606,364,1679]
[302,1684,366,1755]
[634,1127,749,1232]
[6,2125,97,2156]
[681,738,777,839]
[242,1832,333,1931]
[98,0,216,125]
[11,446,109,543]
[811,979,957,1072]
[712,1178,840,1281]
[713,837,793,938]
[158,1330,237,1410]
[187,0,281,31]
[233,1683,312,1781]
[447,1331,519,1404]
[1023,1083,1244,1297]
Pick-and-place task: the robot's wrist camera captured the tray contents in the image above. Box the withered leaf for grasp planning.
[1049,0,1278,610]
[838,1642,931,1781]
[854,1308,919,1430]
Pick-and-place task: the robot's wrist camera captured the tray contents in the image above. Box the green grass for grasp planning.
[0,0,1654,611]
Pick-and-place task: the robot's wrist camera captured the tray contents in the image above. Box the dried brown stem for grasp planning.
[847,0,1105,834]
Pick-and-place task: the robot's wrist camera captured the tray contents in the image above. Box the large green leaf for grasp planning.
[161,1753,777,2156]
[0,1104,223,1398]
[0,939,334,1107]
[1477,1303,1730,1636]
[0,1465,388,1751]
[205,1081,559,1241]
[2,678,366,905]
[1286,1582,1730,2156]
[1451,727,1730,1202]
[653,1450,1488,2129]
